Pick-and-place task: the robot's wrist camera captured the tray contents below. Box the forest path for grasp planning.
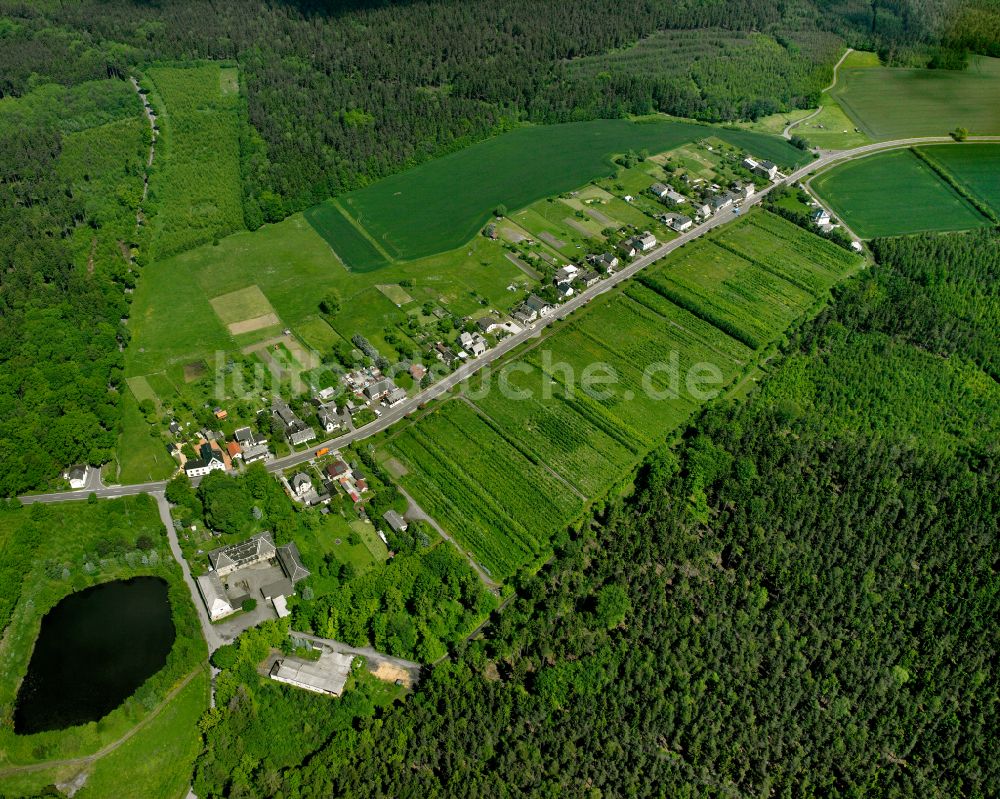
[783,48,854,139]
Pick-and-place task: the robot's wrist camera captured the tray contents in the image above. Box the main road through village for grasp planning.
[19,134,999,509]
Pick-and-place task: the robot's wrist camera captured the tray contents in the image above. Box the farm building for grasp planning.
[208,532,277,578]
[196,573,235,621]
[269,652,354,697]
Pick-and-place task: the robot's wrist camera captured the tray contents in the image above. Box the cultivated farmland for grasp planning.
[145,64,245,257]
[380,211,859,579]
[916,143,1000,217]
[319,118,811,267]
[812,148,991,238]
[304,201,391,272]
[831,54,1000,139]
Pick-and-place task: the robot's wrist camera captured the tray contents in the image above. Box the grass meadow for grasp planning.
[124,212,530,402]
[318,118,810,266]
[812,148,991,238]
[378,211,860,579]
[832,55,1000,139]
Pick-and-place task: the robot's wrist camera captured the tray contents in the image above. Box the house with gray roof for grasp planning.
[277,542,311,583]
[208,532,277,577]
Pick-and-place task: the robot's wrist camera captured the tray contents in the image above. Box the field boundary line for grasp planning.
[331,199,395,264]
[910,146,999,223]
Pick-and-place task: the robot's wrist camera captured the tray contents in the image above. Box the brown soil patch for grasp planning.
[183,361,207,382]
[372,662,412,688]
[228,313,281,336]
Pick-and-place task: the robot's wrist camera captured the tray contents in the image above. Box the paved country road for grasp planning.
[17,134,1000,508]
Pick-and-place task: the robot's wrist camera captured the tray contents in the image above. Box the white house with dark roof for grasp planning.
[196,572,236,621]
[185,442,226,478]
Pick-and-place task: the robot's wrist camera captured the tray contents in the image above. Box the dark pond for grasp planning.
[14,576,176,734]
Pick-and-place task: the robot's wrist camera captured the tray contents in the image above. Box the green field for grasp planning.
[917,143,1000,216]
[320,118,811,267]
[832,55,1000,139]
[146,63,245,257]
[124,212,528,385]
[303,201,391,272]
[380,212,859,578]
[812,148,991,238]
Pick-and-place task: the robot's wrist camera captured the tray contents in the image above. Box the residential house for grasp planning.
[316,386,337,402]
[525,294,554,317]
[812,208,832,227]
[317,406,339,433]
[575,270,600,288]
[754,160,778,180]
[234,426,256,445]
[289,427,317,446]
[512,304,538,325]
[325,460,350,480]
[649,182,670,200]
[666,213,693,232]
[242,442,273,465]
[383,509,409,533]
[663,189,687,207]
[618,240,638,258]
[734,183,755,200]
[476,317,499,335]
[434,343,460,366]
[553,264,579,284]
[410,363,427,380]
[168,420,182,436]
[226,440,242,460]
[363,379,394,402]
[65,465,89,490]
[385,386,408,406]
[272,398,315,445]
[556,283,574,300]
[693,202,712,220]
[598,252,619,272]
[185,442,226,478]
[636,231,657,252]
[460,331,488,357]
[708,193,734,213]
[291,472,313,498]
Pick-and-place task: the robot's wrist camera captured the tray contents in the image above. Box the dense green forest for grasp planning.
[186,230,999,796]
[0,80,145,496]
[2,0,992,220]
